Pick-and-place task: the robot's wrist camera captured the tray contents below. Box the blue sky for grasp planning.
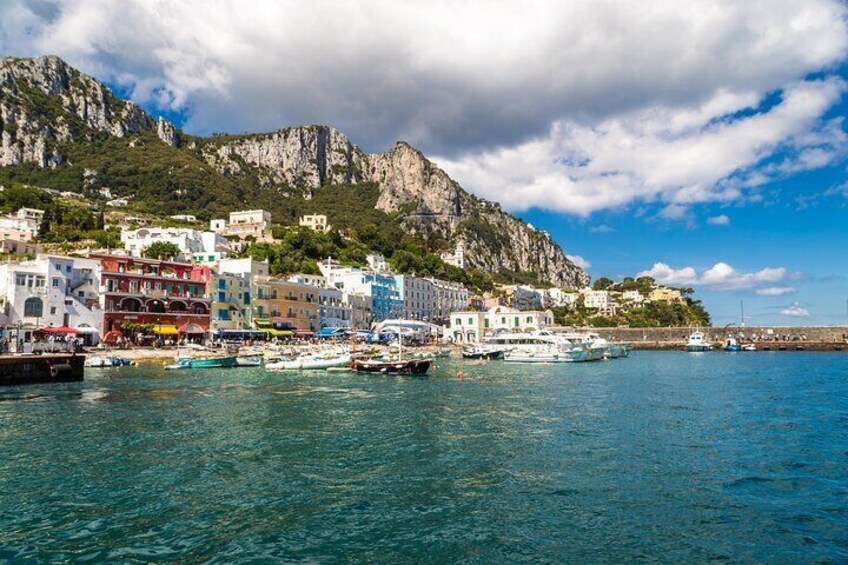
[2,0,847,325]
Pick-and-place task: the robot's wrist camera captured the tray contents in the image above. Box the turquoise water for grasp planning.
[1,352,847,563]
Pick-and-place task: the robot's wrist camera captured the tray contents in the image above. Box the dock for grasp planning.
[0,354,85,386]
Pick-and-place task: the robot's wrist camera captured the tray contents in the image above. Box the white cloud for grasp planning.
[0,0,846,215]
[637,261,788,291]
[566,254,591,270]
[756,286,796,296]
[780,303,810,317]
[589,224,615,233]
[707,214,731,226]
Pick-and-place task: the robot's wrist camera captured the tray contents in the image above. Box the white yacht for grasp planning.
[486,331,593,363]
[559,331,630,359]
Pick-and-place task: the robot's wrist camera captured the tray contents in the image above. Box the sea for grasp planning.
[1,352,846,563]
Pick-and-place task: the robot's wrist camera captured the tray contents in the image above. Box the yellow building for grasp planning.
[649,287,683,302]
[299,214,331,233]
[253,277,319,333]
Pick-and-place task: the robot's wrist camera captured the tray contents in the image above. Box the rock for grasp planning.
[157,117,179,146]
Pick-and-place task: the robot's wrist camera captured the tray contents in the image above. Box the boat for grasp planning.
[236,354,264,367]
[84,355,137,368]
[559,332,630,359]
[165,355,239,370]
[461,344,504,360]
[723,337,742,352]
[686,331,712,352]
[504,346,592,363]
[741,343,757,352]
[266,353,352,370]
[350,358,431,374]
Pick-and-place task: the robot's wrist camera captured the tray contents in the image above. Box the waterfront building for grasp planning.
[395,275,434,321]
[449,306,554,343]
[0,255,103,345]
[317,287,351,329]
[93,254,211,341]
[343,292,373,330]
[327,268,402,322]
[299,214,331,233]
[208,270,252,334]
[253,277,319,333]
[428,278,470,323]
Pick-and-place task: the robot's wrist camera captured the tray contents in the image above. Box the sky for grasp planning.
[1,0,847,326]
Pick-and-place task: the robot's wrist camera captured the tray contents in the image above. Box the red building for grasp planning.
[92,254,212,341]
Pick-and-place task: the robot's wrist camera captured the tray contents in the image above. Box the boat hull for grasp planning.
[351,359,431,374]
[267,354,352,371]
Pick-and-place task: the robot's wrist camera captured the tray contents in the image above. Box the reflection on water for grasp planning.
[0,352,847,562]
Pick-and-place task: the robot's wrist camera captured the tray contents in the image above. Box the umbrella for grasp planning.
[39,325,80,335]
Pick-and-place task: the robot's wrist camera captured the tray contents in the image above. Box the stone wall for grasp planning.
[585,326,848,344]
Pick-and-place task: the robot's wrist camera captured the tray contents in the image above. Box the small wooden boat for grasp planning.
[350,358,431,374]
[266,353,352,371]
[236,354,264,367]
[165,355,238,370]
[462,345,504,360]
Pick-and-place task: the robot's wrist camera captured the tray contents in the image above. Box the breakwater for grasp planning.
[584,326,848,351]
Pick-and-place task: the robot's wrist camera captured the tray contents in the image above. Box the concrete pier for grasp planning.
[0,354,85,386]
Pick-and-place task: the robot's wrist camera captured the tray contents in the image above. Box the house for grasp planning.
[449,306,554,343]
[169,214,197,222]
[650,287,683,302]
[299,214,331,233]
[440,241,466,269]
[366,253,389,273]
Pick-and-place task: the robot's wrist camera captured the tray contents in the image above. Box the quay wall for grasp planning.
[0,354,85,386]
[588,326,848,344]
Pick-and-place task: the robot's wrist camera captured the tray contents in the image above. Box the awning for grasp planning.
[295,331,315,338]
[265,329,293,337]
[74,326,100,334]
[152,325,180,336]
[39,325,80,335]
[316,327,345,338]
[254,319,272,328]
[179,323,206,335]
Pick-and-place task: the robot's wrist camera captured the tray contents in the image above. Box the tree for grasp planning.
[592,277,614,291]
[143,241,181,260]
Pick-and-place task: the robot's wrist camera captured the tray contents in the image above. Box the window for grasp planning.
[218,279,227,290]
[15,274,25,286]
[218,292,226,302]
[24,297,43,318]
[66,265,72,273]
[468,317,473,325]
[50,306,57,315]
[218,309,231,321]
[52,278,60,287]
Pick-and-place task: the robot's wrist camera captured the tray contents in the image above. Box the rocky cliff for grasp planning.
[0,55,588,288]
[0,55,176,168]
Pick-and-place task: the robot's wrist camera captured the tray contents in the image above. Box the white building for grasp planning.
[501,284,544,310]
[0,255,103,347]
[299,214,331,233]
[428,278,469,322]
[121,227,228,261]
[107,198,128,207]
[440,241,466,269]
[317,287,352,328]
[395,275,434,321]
[0,207,44,242]
[343,292,373,330]
[169,214,197,222]
[582,289,613,309]
[621,290,645,303]
[449,306,554,343]
[227,210,272,240]
[545,288,579,308]
[288,273,327,288]
[366,254,389,273]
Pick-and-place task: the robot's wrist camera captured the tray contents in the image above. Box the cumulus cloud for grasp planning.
[0,0,846,215]
[780,303,810,317]
[755,286,796,296]
[566,254,591,270]
[707,214,731,226]
[637,261,788,291]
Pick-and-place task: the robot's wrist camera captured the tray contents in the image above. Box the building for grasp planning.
[190,232,233,266]
[343,292,373,330]
[621,290,645,303]
[208,270,252,334]
[93,254,211,341]
[449,306,554,343]
[0,237,41,255]
[0,255,103,346]
[440,241,466,269]
[253,277,319,332]
[365,254,389,273]
[395,275,434,321]
[299,214,331,233]
[0,207,44,241]
[429,278,470,323]
[288,273,327,288]
[582,289,617,317]
[649,287,683,302]
[501,284,544,310]
[107,198,129,207]
[545,288,579,308]
[121,227,222,260]
[226,210,272,240]
[169,214,197,222]
[317,287,351,329]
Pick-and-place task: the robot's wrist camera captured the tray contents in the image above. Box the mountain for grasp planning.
[0,55,588,288]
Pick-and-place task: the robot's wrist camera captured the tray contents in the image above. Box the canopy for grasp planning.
[265,329,293,338]
[179,323,206,335]
[316,327,346,338]
[295,331,315,338]
[254,319,272,328]
[152,324,180,336]
[39,325,79,335]
[74,326,99,334]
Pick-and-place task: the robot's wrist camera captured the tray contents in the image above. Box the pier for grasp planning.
[0,354,85,386]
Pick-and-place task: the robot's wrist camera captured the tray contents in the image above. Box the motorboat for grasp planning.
[488,331,595,362]
[165,355,238,370]
[350,358,431,374]
[686,331,712,352]
[266,352,352,370]
[462,344,504,360]
[85,355,137,368]
[723,337,742,352]
[741,343,757,352]
[559,332,630,359]
[236,354,264,367]
[504,345,592,363]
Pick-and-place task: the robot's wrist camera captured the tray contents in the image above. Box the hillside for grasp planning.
[0,55,588,288]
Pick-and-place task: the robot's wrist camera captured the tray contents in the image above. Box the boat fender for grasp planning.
[50,363,72,378]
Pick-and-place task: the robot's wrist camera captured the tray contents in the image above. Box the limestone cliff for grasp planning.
[0,55,177,167]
